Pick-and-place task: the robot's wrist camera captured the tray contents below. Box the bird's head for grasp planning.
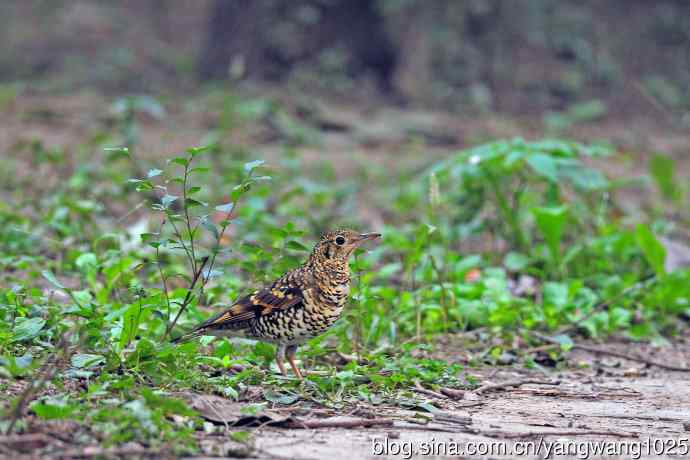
[310,228,381,264]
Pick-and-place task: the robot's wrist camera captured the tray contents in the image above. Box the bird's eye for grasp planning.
[335,236,346,245]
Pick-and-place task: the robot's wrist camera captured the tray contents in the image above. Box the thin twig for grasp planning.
[413,380,448,400]
[282,418,393,429]
[429,255,449,333]
[203,171,254,290]
[181,163,197,275]
[532,332,690,372]
[155,220,172,323]
[162,255,209,341]
[438,387,468,400]
[474,378,561,395]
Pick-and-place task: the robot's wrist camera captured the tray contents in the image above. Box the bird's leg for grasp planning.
[275,343,288,376]
[286,345,303,380]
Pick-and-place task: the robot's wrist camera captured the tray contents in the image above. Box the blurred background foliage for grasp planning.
[0,0,689,117]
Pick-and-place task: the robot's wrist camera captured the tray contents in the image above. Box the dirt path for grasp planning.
[236,342,690,460]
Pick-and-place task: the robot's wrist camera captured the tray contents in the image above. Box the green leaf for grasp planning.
[71,353,105,369]
[104,146,130,158]
[169,157,190,167]
[244,159,265,173]
[41,270,65,289]
[286,240,309,251]
[186,145,213,157]
[75,253,98,273]
[12,317,46,342]
[649,154,680,201]
[504,252,529,271]
[184,198,208,208]
[526,153,559,182]
[532,206,568,264]
[635,224,666,275]
[32,401,77,420]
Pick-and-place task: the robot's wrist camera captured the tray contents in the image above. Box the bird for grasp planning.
[172,229,381,379]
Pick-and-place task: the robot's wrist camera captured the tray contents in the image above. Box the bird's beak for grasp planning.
[356,232,382,243]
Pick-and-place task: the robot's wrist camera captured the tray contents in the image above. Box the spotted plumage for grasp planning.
[172,229,381,379]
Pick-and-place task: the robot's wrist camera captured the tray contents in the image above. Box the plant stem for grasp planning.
[181,163,197,275]
[487,172,528,252]
[429,255,449,333]
[162,256,209,341]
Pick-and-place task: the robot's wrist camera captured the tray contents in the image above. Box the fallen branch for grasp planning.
[439,387,467,400]
[474,378,561,395]
[55,445,160,458]
[283,417,393,430]
[413,380,448,399]
[532,332,690,372]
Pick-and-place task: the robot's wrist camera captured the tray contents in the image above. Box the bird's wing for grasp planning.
[202,286,304,328]
[183,273,310,337]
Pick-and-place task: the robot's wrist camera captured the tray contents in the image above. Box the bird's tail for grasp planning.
[170,328,205,344]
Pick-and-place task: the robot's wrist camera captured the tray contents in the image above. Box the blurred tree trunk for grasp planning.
[197,0,396,90]
[391,3,433,103]
[198,0,264,80]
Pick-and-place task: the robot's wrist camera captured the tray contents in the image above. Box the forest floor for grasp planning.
[4,335,690,459]
[1,89,689,459]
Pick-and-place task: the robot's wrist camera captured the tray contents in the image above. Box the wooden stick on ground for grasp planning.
[283,418,393,429]
[532,332,690,372]
[413,380,448,399]
[474,378,561,395]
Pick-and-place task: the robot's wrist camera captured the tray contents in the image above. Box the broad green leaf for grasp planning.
[75,253,98,273]
[526,153,559,182]
[635,224,666,275]
[12,317,46,342]
[32,401,77,420]
[504,252,529,271]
